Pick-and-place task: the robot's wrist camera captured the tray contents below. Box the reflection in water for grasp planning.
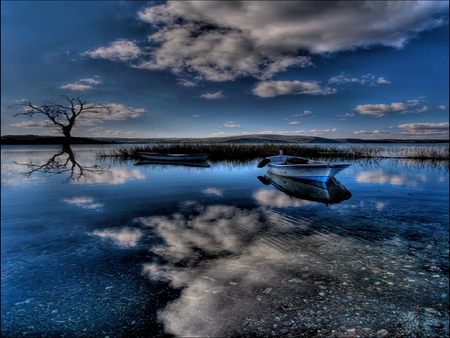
[2,150,448,337]
[13,145,107,182]
[133,199,448,337]
[356,170,426,187]
[91,227,143,248]
[8,145,145,185]
[258,171,351,205]
[63,196,104,210]
[202,188,224,196]
[76,167,144,185]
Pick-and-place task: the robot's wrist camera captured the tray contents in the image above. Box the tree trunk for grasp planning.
[62,126,72,145]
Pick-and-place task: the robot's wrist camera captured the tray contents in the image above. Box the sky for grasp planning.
[1,1,449,140]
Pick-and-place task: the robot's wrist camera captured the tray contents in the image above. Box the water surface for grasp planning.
[1,145,448,337]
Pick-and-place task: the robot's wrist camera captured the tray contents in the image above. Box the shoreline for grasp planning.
[1,134,449,146]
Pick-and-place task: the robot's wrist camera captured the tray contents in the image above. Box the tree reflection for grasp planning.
[14,145,108,182]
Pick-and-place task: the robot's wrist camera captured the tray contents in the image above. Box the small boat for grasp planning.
[135,159,210,168]
[258,171,352,205]
[137,152,209,161]
[257,150,350,182]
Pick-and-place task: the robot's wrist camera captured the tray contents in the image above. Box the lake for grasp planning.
[1,144,448,337]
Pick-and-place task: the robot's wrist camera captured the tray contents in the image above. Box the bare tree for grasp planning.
[14,96,111,144]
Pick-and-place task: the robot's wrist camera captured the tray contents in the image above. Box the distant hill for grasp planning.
[94,134,344,144]
[191,134,341,143]
[1,134,448,145]
[334,138,449,144]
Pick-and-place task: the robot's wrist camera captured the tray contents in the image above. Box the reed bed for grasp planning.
[96,143,449,162]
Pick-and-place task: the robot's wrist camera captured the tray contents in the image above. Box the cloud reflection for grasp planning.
[253,188,313,207]
[91,227,143,247]
[134,203,386,337]
[137,205,259,266]
[356,170,426,187]
[202,188,223,196]
[73,167,145,185]
[63,196,103,210]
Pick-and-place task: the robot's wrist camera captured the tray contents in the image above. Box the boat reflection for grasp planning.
[258,171,351,205]
[135,159,210,168]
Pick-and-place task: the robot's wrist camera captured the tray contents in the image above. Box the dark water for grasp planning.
[1,145,448,337]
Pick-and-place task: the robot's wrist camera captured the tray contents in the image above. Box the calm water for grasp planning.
[1,145,449,337]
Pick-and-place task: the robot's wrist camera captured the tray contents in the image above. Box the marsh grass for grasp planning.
[96,143,449,162]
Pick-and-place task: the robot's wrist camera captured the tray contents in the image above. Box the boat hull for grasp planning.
[262,153,350,181]
[135,159,210,167]
[267,162,332,182]
[138,152,209,161]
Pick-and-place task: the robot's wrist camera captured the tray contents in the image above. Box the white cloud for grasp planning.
[87,127,103,132]
[257,128,337,135]
[288,121,300,125]
[140,2,448,50]
[354,130,388,135]
[192,115,200,118]
[397,122,449,136]
[101,130,139,136]
[178,79,198,87]
[79,78,102,85]
[407,106,429,114]
[115,1,448,83]
[292,111,312,117]
[377,77,390,84]
[60,83,92,91]
[354,102,409,117]
[200,91,224,99]
[86,127,139,138]
[339,113,355,120]
[60,77,103,91]
[252,80,336,98]
[222,122,240,128]
[11,120,54,128]
[438,105,448,110]
[328,72,390,86]
[86,39,141,62]
[354,99,430,117]
[78,103,146,125]
[307,128,338,134]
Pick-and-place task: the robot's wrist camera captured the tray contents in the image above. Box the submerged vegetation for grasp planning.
[96,143,449,162]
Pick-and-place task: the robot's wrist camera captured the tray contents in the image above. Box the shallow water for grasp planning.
[1,145,449,337]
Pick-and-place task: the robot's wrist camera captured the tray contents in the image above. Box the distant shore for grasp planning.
[1,134,448,145]
[1,135,114,145]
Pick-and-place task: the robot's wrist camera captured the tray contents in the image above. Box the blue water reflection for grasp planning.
[1,145,448,337]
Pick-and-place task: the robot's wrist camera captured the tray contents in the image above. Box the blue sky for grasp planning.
[2,1,449,140]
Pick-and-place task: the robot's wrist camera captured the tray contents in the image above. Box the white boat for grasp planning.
[137,152,209,161]
[257,150,350,182]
